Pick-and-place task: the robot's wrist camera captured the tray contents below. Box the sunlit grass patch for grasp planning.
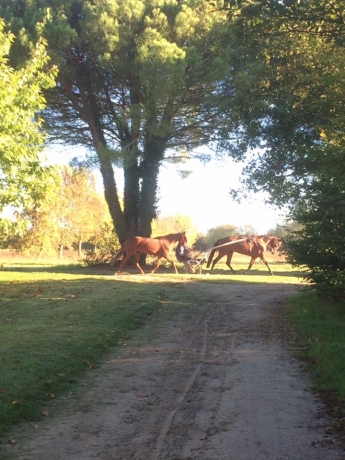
[289,292,345,413]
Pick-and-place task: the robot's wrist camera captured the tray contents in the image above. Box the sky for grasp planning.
[153,158,286,235]
[103,155,287,235]
[40,147,287,235]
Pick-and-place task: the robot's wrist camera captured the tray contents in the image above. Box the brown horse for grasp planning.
[206,235,278,275]
[111,231,187,275]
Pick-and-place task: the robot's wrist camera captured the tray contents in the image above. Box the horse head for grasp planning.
[180,231,187,246]
[267,237,282,254]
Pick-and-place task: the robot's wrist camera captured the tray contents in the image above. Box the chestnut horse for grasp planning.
[111,231,187,275]
[206,235,280,275]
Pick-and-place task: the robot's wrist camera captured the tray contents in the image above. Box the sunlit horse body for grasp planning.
[206,235,281,276]
[111,231,187,275]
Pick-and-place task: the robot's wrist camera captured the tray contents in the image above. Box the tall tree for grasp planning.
[214,0,345,292]
[1,0,242,244]
[0,18,57,209]
[214,0,345,208]
[15,178,65,258]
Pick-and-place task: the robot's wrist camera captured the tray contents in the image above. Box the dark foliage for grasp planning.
[286,183,345,298]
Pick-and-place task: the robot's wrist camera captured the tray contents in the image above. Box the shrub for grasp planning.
[82,223,120,266]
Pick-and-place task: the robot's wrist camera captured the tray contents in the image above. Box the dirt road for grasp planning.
[3,280,345,460]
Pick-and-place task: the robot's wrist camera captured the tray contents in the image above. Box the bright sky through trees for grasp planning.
[44,148,286,235]
[155,158,286,234]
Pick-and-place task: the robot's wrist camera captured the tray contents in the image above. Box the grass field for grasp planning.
[288,292,345,422]
[1,251,344,442]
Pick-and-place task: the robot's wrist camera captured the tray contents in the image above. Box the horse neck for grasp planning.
[160,233,183,245]
[249,236,266,252]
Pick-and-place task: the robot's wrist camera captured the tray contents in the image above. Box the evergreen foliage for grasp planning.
[0,1,242,243]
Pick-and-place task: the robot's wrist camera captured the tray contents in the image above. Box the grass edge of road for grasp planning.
[287,291,345,442]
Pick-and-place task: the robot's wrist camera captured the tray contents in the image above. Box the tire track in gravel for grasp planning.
[152,319,209,460]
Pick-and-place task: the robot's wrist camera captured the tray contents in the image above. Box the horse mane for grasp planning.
[153,231,185,239]
[153,233,179,239]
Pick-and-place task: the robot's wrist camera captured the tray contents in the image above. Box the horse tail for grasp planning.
[109,240,128,266]
[206,247,217,268]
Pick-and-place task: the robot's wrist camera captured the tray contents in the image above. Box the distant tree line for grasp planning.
[0,166,115,259]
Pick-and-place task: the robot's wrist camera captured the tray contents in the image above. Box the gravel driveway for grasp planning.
[3,280,345,460]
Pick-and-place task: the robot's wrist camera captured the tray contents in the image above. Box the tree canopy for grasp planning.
[1,0,245,243]
[213,0,345,208]
[2,0,345,291]
[217,0,345,293]
[0,18,57,209]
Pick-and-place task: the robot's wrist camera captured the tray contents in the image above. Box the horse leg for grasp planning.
[115,252,132,275]
[151,257,162,274]
[206,249,215,269]
[116,251,144,275]
[225,251,236,274]
[165,254,179,274]
[151,255,179,274]
[164,241,179,274]
[259,255,274,276]
[208,252,225,273]
[242,257,257,274]
[134,252,145,274]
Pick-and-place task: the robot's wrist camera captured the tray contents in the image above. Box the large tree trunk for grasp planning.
[82,96,127,243]
[123,160,140,239]
[63,64,128,245]
[98,151,127,244]
[122,76,142,239]
[139,141,165,237]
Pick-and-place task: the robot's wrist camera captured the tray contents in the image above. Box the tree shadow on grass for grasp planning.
[0,260,305,280]
[206,267,303,278]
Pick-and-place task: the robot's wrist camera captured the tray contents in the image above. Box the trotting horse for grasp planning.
[111,231,187,275]
[206,235,279,275]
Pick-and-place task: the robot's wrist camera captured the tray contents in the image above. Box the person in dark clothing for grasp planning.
[175,242,192,263]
